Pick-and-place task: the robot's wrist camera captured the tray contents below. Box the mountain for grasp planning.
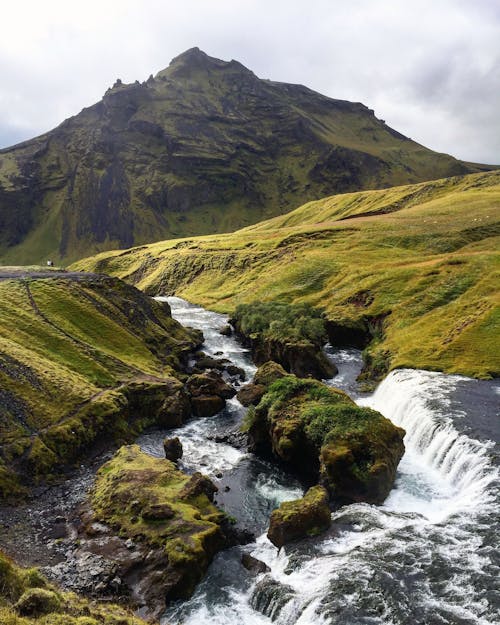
[72,170,500,380]
[0,47,494,264]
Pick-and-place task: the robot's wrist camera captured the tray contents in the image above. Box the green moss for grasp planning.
[252,374,405,503]
[232,302,327,345]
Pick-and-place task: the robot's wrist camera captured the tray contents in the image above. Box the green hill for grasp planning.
[0,270,199,497]
[0,48,493,265]
[72,170,500,380]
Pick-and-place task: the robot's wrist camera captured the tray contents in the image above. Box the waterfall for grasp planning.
[359,369,498,505]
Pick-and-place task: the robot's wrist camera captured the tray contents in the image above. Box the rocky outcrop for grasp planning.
[186,371,236,417]
[0,272,202,498]
[80,445,232,620]
[230,303,337,380]
[248,375,405,505]
[0,549,148,625]
[251,337,337,379]
[267,486,331,548]
[237,383,267,406]
[241,553,270,574]
[238,361,288,406]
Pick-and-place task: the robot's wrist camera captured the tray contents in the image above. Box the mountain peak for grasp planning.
[156,47,253,80]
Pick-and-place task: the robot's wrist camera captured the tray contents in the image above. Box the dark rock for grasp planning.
[142,502,175,521]
[48,522,68,539]
[267,486,331,548]
[220,325,232,336]
[248,375,405,505]
[241,553,271,574]
[237,383,266,406]
[226,364,246,380]
[179,472,218,502]
[186,371,236,417]
[190,395,225,417]
[163,436,183,462]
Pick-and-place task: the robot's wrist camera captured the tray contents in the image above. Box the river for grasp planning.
[137,297,499,625]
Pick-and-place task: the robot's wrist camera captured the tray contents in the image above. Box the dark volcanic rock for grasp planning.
[186,371,236,417]
[237,383,266,406]
[241,553,271,574]
[163,436,183,462]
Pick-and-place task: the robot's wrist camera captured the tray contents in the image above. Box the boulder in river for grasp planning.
[84,445,230,620]
[241,553,271,574]
[163,436,183,462]
[186,371,236,417]
[267,485,331,548]
[248,374,405,505]
[237,383,266,406]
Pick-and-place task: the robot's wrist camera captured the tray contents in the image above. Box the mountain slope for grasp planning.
[0,270,200,496]
[0,48,493,264]
[72,170,500,380]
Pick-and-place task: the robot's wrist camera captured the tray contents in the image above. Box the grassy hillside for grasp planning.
[0,48,493,265]
[0,270,199,497]
[72,171,500,380]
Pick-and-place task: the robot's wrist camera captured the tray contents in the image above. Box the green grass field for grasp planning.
[72,171,500,380]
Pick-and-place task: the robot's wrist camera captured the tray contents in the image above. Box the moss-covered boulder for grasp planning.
[237,361,287,406]
[87,445,229,619]
[267,485,331,548]
[230,303,337,379]
[15,588,62,616]
[249,376,405,504]
[253,361,288,387]
[186,371,236,417]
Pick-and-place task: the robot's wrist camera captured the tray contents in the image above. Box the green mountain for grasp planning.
[72,170,500,380]
[0,48,493,264]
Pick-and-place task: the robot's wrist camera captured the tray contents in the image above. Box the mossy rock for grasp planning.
[250,375,405,504]
[90,445,227,609]
[0,549,148,624]
[267,485,331,548]
[253,361,288,387]
[15,588,62,616]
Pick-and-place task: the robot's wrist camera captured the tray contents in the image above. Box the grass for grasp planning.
[0,273,199,498]
[72,170,500,379]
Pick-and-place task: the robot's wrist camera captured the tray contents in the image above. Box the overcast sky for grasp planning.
[1,0,498,163]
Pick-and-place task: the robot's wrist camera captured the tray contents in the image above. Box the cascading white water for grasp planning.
[358,369,498,510]
[157,298,499,625]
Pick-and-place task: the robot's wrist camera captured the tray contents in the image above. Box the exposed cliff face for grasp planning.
[0,47,488,264]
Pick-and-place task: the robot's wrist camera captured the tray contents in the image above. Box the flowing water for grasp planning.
[141,297,499,625]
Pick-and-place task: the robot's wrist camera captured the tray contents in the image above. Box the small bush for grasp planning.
[232,302,327,345]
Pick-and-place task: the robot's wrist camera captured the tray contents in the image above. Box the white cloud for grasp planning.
[0,0,498,163]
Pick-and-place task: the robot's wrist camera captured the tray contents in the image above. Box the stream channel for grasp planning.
[134,297,500,625]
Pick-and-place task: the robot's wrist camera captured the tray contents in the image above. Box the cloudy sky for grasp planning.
[1,0,498,163]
